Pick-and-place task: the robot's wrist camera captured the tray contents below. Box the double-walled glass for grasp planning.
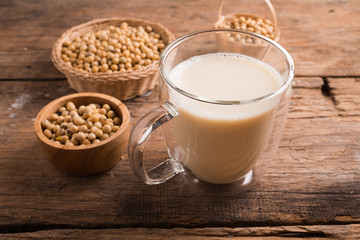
[128,29,294,187]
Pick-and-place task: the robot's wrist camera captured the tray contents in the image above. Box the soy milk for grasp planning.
[168,53,283,184]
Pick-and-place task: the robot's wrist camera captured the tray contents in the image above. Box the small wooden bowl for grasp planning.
[34,93,131,176]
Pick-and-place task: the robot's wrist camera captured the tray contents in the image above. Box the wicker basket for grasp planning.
[52,18,175,100]
[213,0,280,41]
[213,0,280,60]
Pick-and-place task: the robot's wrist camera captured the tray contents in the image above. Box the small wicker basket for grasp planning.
[213,0,280,41]
[213,0,280,60]
[52,18,175,100]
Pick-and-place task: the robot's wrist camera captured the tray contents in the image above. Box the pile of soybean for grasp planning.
[61,22,166,73]
[41,102,121,146]
[220,15,276,40]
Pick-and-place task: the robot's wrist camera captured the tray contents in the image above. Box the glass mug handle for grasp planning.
[128,102,184,185]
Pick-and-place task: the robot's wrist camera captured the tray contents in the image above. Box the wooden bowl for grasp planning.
[51,17,175,100]
[34,93,131,176]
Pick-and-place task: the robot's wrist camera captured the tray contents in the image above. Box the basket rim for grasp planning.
[51,17,175,82]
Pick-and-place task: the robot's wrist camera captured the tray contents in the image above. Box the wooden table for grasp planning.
[1,0,359,239]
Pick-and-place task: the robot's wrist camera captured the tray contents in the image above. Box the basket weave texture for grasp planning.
[52,18,175,100]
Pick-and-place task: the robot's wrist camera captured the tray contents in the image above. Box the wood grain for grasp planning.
[327,77,360,117]
[0,224,360,239]
[0,0,359,79]
[0,79,359,233]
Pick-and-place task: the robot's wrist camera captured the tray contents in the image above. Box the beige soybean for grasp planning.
[102,124,112,134]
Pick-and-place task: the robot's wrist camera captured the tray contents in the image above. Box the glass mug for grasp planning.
[128,29,294,187]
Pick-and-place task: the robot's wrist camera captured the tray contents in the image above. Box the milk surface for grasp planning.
[170,53,281,102]
[168,53,282,184]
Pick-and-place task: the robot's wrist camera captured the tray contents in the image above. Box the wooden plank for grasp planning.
[0,0,359,80]
[0,224,360,239]
[0,78,359,231]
